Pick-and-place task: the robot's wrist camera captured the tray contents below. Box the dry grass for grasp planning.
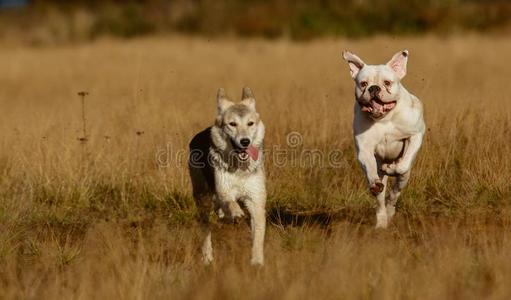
[0,34,510,299]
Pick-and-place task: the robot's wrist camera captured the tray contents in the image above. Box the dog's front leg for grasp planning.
[382,132,423,176]
[357,143,390,228]
[357,146,384,196]
[216,196,245,221]
[215,174,245,220]
[243,188,266,266]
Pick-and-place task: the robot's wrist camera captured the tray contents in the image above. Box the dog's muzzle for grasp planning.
[231,139,259,161]
[359,85,397,118]
[359,96,396,118]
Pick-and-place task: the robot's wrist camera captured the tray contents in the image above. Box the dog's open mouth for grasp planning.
[361,98,396,116]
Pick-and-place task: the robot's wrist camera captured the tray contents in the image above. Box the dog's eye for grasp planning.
[384,80,392,86]
[360,81,368,88]
[228,122,237,127]
[247,121,254,126]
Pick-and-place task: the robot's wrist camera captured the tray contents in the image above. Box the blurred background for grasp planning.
[0,0,509,45]
[1,1,511,297]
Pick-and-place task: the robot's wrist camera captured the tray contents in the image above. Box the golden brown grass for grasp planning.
[0,35,510,299]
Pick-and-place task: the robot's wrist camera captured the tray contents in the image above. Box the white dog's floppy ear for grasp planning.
[217,88,234,114]
[240,86,256,110]
[387,50,409,79]
[342,50,365,79]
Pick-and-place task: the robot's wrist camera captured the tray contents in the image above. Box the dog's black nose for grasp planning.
[240,138,251,147]
[368,85,381,95]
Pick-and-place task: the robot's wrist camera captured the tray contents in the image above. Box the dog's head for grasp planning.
[342,50,409,119]
[215,87,264,161]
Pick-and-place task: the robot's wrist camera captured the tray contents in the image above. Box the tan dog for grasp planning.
[189,87,266,265]
[342,50,425,228]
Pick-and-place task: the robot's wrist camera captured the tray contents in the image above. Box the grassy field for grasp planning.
[0,35,510,299]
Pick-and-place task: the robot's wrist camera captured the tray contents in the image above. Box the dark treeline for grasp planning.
[0,0,510,42]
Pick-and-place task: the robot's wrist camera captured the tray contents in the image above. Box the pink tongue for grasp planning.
[372,100,383,112]
[384,102,396,111]
[247,146,259,160]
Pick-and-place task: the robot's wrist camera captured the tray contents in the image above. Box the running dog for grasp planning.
[342,50,425,228]
[189,87,266,265]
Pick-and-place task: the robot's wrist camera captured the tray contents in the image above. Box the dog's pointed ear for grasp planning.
[240,86,256,110]
[387,50,408,79]
[241,86,254,100]
[217,88,234,114]
[342,50,365,79]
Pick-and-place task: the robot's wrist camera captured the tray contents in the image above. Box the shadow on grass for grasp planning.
[268,206,375,228]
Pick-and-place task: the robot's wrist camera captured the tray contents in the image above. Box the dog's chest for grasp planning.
[215,168,265,199]
[375,139,404,161]
[372,123,407,160]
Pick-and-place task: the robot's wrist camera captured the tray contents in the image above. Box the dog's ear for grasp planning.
[217,88,234,114]
[342,50,365,79]
[240,86,256,110]
[241,86,254,100]
[387,50,408,79]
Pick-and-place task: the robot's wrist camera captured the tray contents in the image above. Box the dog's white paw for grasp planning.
[386,205,396,220]
[382,163,407,176]
[375,211,389,229]
[381,163,397,175]
[202,253,214,265]
[226,201,245,220]
[250,256,264,266]
[216,208,225,219]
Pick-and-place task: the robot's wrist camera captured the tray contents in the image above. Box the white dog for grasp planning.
[342,50,425,228]
[188,87,266,265]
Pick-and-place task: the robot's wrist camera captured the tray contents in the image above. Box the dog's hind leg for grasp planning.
[375,175,389,229]
[190,168,215,265]
[386,170,410,221]
[196,196,214,265]
[243,197,266,266]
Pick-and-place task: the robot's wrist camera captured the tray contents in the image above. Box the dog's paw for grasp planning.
[386,205,396,220]
[250,256,264,266]
[381,163,397,175]
[370,181,384,196]
[216,208,225,219]
[382,162,409,176]
[375,215,389,229]
[225,201,245,221]
[202,253,214,265]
